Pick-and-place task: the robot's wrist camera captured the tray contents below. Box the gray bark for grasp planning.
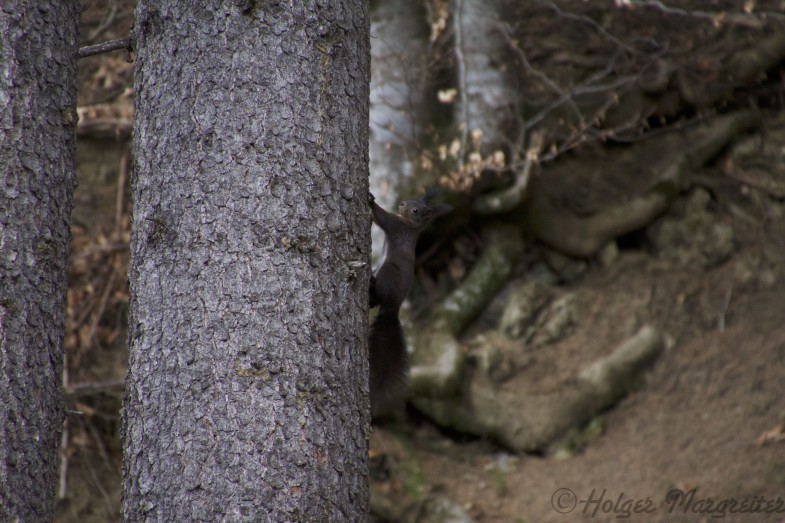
[453,0,518,153]
[123,2,371,521]
[0,1,79,521]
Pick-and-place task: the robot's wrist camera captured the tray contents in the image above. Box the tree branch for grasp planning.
[78,38,131,59]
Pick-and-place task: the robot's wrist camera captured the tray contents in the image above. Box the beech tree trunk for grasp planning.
[369,0,430,256]
[453,0,518,152]
[0,2,79,521]
[123,1,371,521]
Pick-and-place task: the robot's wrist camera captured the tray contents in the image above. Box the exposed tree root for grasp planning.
[527,109,760,257]
[408,224,525,399]
[414,325,663,452]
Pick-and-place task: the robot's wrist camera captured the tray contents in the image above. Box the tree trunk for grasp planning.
[369,0,430,257]
[123,2,371,521]
[453,0,518,153]
[0,2,79,521]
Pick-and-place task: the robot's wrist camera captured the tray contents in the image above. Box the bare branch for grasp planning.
[537,0,634,52]
[625,0,784,27]
[78,37,131,59]
[65,379,126,395]
[87,1,119,41]
[474,132,543,214]
[499,22,585,132]
[717,285,733,333]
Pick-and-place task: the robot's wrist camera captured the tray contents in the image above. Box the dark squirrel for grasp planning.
[368,189,452,414]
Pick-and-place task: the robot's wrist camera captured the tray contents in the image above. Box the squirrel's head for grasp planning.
[398,190,452,227]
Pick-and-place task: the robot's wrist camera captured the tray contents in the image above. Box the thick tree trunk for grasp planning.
[123,2,371,521]
[0,2,79,521]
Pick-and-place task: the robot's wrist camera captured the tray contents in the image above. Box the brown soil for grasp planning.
[372,248,785,522]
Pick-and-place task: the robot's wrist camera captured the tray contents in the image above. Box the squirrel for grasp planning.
[367,189,452,414]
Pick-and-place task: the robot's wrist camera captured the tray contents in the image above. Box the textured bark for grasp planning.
[0,1,79,521]
[123,2,371,521]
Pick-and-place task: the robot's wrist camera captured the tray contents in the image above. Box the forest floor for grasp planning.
[371,207,785,522]
[57,2,785,522]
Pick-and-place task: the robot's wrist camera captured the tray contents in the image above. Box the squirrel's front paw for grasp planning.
[368,192,376,205]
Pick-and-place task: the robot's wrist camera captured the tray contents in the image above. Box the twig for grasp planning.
[65,379,126,395]
[523,75,637,132]
[79,418,115,515]
[58,353,70,499]
[83,267,117,350]
[87,1,118,42]
[78,37,131,59]
[507,131,542,188]
[474,132,542,214]
[534,76,649,162]
[65,380,125,395]
[58,420,69,499]
[625,1,782,26]
[500,22,586,131]
[537,0,635,52]
[115,148,129,236]
[717,285,733,333]
[723,169,785,199]
[603,115,700,144]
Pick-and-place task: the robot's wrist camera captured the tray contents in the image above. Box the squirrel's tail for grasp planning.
[369,309,409,415]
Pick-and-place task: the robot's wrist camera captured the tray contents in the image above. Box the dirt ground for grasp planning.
[365,115,785,521]
[57,2,785,522]
[371,243,785,522]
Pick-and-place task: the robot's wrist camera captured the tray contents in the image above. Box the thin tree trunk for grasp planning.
[0,2,79,521]
[453,0,518,153]
[123,2,371,520]
[369,0,430,256]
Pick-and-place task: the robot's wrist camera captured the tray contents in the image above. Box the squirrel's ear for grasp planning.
[420,187,442,203]
[429,203,453,218]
